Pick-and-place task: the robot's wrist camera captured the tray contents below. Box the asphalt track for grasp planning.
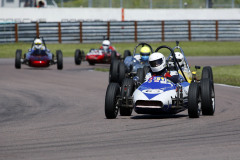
[0,56,240,160]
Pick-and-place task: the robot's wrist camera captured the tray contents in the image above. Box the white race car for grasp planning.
[105,44,215,119]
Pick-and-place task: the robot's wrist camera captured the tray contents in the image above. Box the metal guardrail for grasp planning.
[0,20,240,43]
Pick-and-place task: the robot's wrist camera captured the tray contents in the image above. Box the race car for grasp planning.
[105,45,215,119]
[74,48,121,66]
[15,37,63,70]
[109,42,153,84]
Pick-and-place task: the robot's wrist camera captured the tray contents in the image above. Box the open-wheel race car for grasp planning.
[15,37,63,70]
[109,42,153,85]
[105,44,215,119]
[74,48,121,66]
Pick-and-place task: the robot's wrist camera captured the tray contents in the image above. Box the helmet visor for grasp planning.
[149,59,163,67]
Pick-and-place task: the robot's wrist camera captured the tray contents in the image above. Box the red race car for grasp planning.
[15,37,63,70]
[75,49,121,66]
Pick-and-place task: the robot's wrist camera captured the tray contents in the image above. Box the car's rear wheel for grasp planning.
[137,68,145,84]
[111,51,116,61]
[105,83,120,119]
[109,59,119,83]
[15,49,22,69]
[123,50,131,60]
[201,78,215,115]
[188,82,201,118]
[118,62,126,84]
[120,78,134,116]
[74,49,82,65]
[56,50,63,70]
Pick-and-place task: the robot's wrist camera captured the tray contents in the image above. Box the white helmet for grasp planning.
[175,52,184,67]
[102,40,110,51]
[149,52,166,73]
[34,38,43,50]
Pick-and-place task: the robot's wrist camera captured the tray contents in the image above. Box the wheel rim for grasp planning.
[211,88,215,111]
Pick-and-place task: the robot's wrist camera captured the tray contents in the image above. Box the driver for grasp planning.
[32,38,45,50]
[137,46,151,62]
[174,52,192,82]
[145,52,179,84]
[100,40,115,52]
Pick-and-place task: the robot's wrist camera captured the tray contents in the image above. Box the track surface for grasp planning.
[0,56,240,160]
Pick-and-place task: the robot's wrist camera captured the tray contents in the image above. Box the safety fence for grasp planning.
[0,20,240,43]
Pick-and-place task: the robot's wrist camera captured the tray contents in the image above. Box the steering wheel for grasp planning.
[155,45,188,82]
[133,42,153,56]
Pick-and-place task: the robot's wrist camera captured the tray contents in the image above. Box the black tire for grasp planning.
[201,66,213,81]
[15,49,22,69]
[111,51,116,61]
[143,65,150,76]
[201,78,215,115]
[81,50,85,61]
[109,59,119,83]
[137,68,145,84]
[74,49,82,65]
[105,83,120,119]
[188,82,201,118]
[120,78,134,116]
[118,62,126,84]
[123,50,131,60]
[56,50,63,70]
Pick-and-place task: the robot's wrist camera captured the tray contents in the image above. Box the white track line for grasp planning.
[215,83,240,89]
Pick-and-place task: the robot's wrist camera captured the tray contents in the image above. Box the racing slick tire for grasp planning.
[15,49,22,69]
[188,82,201,118]
[56,50,63,70]
[111,51,117,61]
[109,59,119,83]
[202,66,214,89]
[105,83,120,119]
[201,78,215,116]
[118,62,126,84]
[120,78,134,116]
[74,49,82,65]
[137,68,145,84]
[81,50,85,61]
[123,50,131,60]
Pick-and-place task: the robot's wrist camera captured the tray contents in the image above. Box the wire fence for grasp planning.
[1,20,240,43]
[55,0,240,8]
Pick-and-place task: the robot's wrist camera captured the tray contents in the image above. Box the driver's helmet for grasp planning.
[102,40,110,51]
[34,38,43,50]
[140,46,151,61]
[175,52,184,67]
[149,52,166,73]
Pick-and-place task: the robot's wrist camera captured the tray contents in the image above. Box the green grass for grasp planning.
[212,65,240,86]
[1,41,240,58]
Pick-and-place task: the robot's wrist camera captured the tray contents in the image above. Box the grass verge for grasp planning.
[1,41,240,58]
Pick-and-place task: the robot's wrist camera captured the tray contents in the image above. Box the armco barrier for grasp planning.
[0,20,240,43]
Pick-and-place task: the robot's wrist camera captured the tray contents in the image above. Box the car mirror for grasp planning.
[195,66,201,69]
[28,49,31,52]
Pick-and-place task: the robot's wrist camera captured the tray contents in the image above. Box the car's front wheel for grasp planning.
[105,83,120,119]
[15,49,22,69]
[56,50,63,70]
[201,78,215,115]
[120,78,134,116]
[74,49,82,65]
[188,82,201,118]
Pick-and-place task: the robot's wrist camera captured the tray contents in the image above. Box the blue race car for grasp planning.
[105,45,215,119]
[109,42,153,84]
